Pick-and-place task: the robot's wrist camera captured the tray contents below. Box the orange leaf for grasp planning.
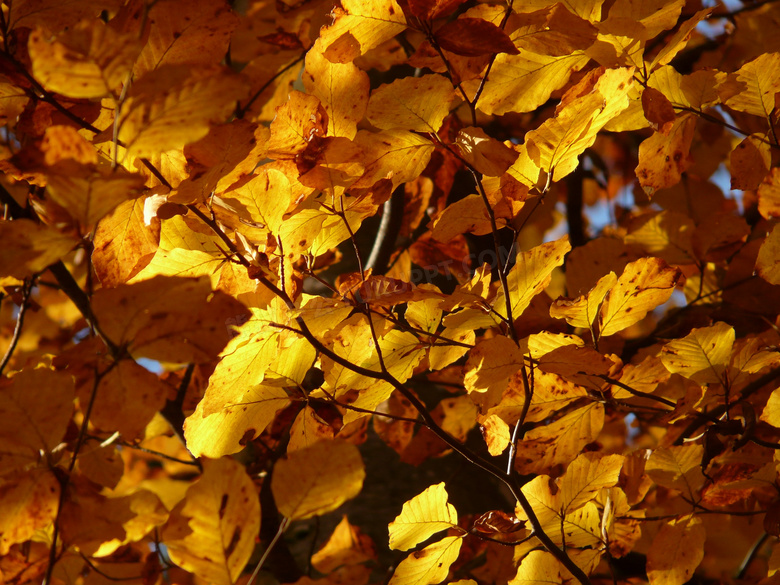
[635,114,696,196]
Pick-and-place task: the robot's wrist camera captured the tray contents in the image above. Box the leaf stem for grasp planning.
[0,277,34,376]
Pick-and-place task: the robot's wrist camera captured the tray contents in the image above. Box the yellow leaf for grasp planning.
[429,327,475,371]
[525,68,633,180]
[0,75,30,128]
[757,223,780,285]
[28,20,141,99]
[0,368,74,475]
[352,129,435,190]
[481,414,511,456]
[509,550,562,585]
[47,166,145,228]
[163,458,260,585]
[455,127,518,176]
[366,74,454,133]
[722,52,780,118]
[133,0,238,76]
[93,489,169,557]
[0,219,77,279]
[311,516,376,574]
[635,114,696,195]
[0,469,59,554]
[560,452,624,513]
[646,515,705,585]
[550,272,616,329]
[598,257,682,337]
[431,194,494,243]
[184,384,290,458]
[514,403,604,476]
[660,322,735,384]
[608,0,684,38]
[319,0,407,64]
[468,51,590,116]
[464,336,523,395]
[91,275,247,363]
[389,536,463,585]
[623,210,696,265]
[118,66,247,158]
[649,8,711,70]
[389,483,459,551]
[304,39,371,139]
[93,197,160,287]
[495,236,572,322]
[646,445,705,498]
[266,91,328,159]
[272,440,365,520]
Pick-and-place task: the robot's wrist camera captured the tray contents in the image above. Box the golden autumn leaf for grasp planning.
[389,536,463,585]
[646,445,705,498]
[660,322,735,385]
[319,0,407,64]
[757,223,780,285]
[635,113,696,195]
[0,469,59,555]
[525,68,633,180]
[91,275,247,363]
[118,66,247,158]
[722,52,780,118]
[463,336,523,395]
[455,127,518,177]
[0,368,74,475]
[646,515,705,585]
[272,440,365,520]
[509,550,562,585]
[550,271,616,329]
[366,74,454,133]
[311,516,376,574]
[389,483,459,551]
[494,236,572,323]
[0,219,78,279]
[47,166,146,228]
[28,20,141,99]
[560,452,624,513]
[730,134,771,191]
[303,40,371,140]
[513,403,605,476]
[162,458,260,585]
[598,257,682,338]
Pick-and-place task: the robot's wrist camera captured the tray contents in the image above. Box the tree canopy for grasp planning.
[1,0,780,584]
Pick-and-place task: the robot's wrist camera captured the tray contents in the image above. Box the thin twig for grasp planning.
[246,517,290,585]
[0,277,34,376]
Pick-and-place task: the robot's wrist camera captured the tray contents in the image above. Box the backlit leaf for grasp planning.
[389,483,459,551]
[28,20,141,99]
[509,550,562,585]
[272,440,365,520]
[163,458,260,585]
[389,535,463,585]
[646,445,705,497]
[635,114,696,195]
[757,223,780,285]
[0,220,77,279]
[646,515,705,585]
[319,0,407,64]
[0,469,59,554]
[722,52,780,118]
[118,67,247,158]
[598,257,682,337]
[434,18,519,57]
[91,275,247,363]
[660,322,735,385]
[366,75,454,133]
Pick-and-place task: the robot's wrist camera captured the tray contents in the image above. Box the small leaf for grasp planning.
[757,223,780,285]
[635,114,696,195]
[646,445,705,498]
[389,483,459,551]
[641,87,676,134]
[271,440,365,520]
[434,18,519,57]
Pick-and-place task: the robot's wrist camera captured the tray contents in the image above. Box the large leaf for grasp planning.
[389,483,459,551]
[163,458,260,585]
[271,440,365,520]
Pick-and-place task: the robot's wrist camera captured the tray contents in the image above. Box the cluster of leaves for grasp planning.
[1,0,780,584]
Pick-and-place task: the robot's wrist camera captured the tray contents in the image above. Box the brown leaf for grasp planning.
[641,87,676,134]
[434,18,519,57]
